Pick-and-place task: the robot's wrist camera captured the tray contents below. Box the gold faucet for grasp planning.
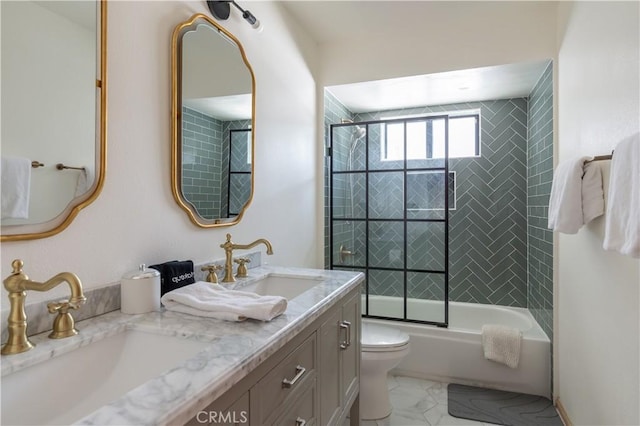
[2,259,86,355]
[220,233,273,283]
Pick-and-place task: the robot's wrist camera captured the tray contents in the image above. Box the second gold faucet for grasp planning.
[220,234,273,282]
[2,259,86,355]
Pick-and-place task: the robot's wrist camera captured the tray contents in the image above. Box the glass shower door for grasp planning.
[329,117,450,327]
[228,129,251,217]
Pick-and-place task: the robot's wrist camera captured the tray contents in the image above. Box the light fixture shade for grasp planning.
[207,0,262,31]
[242,10,256,25]
[207,1,230,20]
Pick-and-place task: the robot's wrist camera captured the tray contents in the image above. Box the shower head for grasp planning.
[354,125,366,140]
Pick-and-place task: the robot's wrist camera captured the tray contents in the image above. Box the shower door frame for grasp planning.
[329,116,450,328]
[227,128,252,217]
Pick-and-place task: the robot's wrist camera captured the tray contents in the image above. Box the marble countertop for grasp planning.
[1,266,364,426]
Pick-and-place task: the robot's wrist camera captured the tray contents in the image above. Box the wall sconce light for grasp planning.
[206,1,262,31]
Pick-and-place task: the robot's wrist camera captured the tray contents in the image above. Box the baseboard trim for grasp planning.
[555,398,572,426]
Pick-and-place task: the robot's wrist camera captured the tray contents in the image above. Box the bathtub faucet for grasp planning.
[2,259,86,355]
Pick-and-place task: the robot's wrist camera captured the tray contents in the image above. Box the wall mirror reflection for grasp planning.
[171,14,255,227]
[1,0,107,241]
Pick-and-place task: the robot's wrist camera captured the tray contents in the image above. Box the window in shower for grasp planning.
[381,113,479,161]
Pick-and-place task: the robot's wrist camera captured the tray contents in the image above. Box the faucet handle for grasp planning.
[201,264,223,284]
[47,301,79,339]
[234,258,251,278]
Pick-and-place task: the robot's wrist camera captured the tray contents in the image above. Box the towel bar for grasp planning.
[584,151,614,164]
[56,163,85,171]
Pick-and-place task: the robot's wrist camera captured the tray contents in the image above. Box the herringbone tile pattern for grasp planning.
[223,119,251,217]
[228,174,250,215]
[369,172,404,219]
[355,99,528,307]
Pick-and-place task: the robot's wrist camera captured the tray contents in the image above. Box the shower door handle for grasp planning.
[339,245,356,265]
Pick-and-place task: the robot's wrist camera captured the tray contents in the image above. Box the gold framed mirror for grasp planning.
[1,0,107,242]
[171,14,255,228]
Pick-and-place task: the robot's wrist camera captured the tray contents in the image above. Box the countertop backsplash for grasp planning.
[0,251,263,343]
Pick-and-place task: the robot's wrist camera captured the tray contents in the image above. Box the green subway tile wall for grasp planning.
[324,75,552,314]
[182,107,251,220]
[355,100,529,307]
[182,106,224,219]
[324,92,354,269]
[527,62,554,339]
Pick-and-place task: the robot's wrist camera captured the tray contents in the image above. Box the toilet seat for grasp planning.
[361,323,410,352]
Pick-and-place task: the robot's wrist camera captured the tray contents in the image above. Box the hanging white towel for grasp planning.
[548,156,604,234]
[548,156,591,233]
[481,324,522,369]
[74,166,94,197]
[581,162,605,224]
[1,156,31,219]
[603,134,640,258]
[160,281,287,322]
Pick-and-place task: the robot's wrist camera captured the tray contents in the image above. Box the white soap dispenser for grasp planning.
[120,264,161,314]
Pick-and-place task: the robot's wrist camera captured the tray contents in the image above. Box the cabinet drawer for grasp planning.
[273,378,317,426]
[253,332,316,424]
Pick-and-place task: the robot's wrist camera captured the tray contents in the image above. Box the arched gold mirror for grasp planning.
[171,14,255,227]
[1,0,107,242]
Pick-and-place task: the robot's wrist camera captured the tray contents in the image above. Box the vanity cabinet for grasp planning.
[186,286,360,426]
[252,332,317,425]
[318,291,360,426]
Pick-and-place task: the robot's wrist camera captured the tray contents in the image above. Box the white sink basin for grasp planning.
[1,330,209,425]
[239,274,324,300]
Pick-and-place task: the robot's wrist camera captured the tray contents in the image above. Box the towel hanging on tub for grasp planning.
[481,324,522,369]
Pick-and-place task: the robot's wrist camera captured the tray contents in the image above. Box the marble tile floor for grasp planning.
[359,374,495,426]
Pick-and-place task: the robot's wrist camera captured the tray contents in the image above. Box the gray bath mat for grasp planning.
[448,384,563,426]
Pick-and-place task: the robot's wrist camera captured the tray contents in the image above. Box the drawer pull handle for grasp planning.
[340,320,352,349]
[295,417,307,426]
[340,321,349,349]
[282,365,306,388]
[344,320,352,346]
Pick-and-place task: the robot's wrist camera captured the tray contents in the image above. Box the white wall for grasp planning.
[319,1,558,86]
[182,24,252,99]
[556,2,639,424]
[0,0,320,309]
[1,1,95,225]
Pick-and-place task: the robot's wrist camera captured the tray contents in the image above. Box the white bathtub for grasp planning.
[363,295,551,398]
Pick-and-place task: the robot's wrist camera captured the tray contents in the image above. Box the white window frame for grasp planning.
[380,109,481,161]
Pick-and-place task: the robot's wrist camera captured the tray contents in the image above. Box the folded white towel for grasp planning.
[481,324,522,369]
[604,134,640,258]
[548,156,604,234]
[1,156,31,219]
[160,281,287,322]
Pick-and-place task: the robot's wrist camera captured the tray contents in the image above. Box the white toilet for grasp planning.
[360,322,410,420]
